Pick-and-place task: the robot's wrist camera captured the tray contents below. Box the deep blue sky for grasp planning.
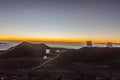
[0,0,120,42]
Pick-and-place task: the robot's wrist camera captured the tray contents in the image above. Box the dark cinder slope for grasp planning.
[0,42,49,58]
[0,42,49,69]
[0,50,5,55]
[43,47,120,70]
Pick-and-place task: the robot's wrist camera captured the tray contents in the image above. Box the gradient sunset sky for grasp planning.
[0,0,120,43]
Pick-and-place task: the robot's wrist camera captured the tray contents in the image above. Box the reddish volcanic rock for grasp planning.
[0,42,49,58]
[42,47,120,70]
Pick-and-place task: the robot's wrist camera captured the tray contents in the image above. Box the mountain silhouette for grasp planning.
[0,42,49,58]
[43,47,120,70]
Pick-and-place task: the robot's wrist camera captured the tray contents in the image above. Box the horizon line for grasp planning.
[0,39,120,43]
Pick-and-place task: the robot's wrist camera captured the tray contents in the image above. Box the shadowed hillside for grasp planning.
[42,47,120,70]
[0,42,49,69]
[0,42,49,58]
[0,50,5,55]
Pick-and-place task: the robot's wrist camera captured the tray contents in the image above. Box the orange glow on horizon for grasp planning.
[0,36,120,43]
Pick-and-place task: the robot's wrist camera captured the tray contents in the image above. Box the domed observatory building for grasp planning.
[46,49,51,54]
[106,42,113,48]
[86,41,93,47]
